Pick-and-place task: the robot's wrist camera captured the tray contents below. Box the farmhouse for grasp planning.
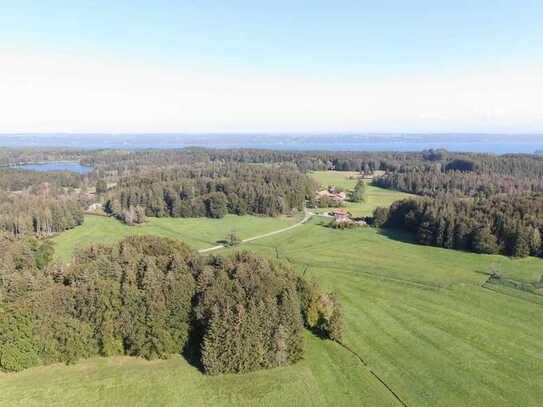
[316,187,347,205]
[331,209,351,222]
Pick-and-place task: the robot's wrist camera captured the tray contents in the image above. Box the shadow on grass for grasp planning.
[376,227,418,245]
[182,326,205,372]
[181,325,331,374]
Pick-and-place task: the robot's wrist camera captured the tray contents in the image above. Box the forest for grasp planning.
[0,192,84,237]
[79,147,543,176]
[103,163,317,223]
[370,155,543,257]
[0,168,82,191]
[373,168,543,198]
[0,235,342,374]
[5,146,543,176]
[376,195,543,257]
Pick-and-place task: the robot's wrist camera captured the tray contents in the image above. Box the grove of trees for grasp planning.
[104,163,317,223]
[0,192,84,237]
[0,235,343,375]
[376,195,543,257]
[373,168,543,198]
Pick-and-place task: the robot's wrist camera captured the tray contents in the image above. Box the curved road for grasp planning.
[198,209,314,254]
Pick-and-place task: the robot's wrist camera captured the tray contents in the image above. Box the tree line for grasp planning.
[6,146,543,178]
[0,235,343,374]
[370,152,543,258]
[0,168,82,191]
[0,192,84,237]
[104,163,317,223]
[373,168,543,198]
[0,147,105,167]
[80,147,543,178]
[374,195,543,257]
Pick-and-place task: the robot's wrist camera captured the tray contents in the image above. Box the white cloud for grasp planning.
[0,49,542,133]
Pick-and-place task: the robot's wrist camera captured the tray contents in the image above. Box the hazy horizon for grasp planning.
[1,133,542,154]
[2,2,543,133]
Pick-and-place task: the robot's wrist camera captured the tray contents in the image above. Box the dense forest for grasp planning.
[0,166,86,238]
[104,163,317,223]
[366,151,543,258]
[375,195,543,257]
[5,146,543,178]
[0,168,82,191]
[373,168,543,198]
[0,192,84,237]
[0,235,342,374]
[4,145,543,254]
[80,147,543,177]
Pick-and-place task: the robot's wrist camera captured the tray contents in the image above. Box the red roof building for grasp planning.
[331,209,351,221]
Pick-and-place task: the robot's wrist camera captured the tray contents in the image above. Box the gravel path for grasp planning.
[198,209,314,254]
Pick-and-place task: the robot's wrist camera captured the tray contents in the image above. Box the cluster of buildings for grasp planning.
[314,186,366,225]
[315,187,352,222]
[315,187,347,206]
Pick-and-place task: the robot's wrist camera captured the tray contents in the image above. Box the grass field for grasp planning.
[0,332,398,407]
[225,220,543,406]
[51,214,298,263]
[311,171,415,217]
[4,174,543,406]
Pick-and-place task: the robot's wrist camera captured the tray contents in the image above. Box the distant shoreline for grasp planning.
[0,136,543,154]
[1,161,93,174]
[0,160,82,168]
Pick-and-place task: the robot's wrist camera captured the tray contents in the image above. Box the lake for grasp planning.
[15,162,93,174]
[2,134,543,154]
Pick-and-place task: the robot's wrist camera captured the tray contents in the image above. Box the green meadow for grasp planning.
[2,172,543,406]
[310,170,416,216]
[51,214,298,263]
[221,220,543,406]
[0,332,398,407]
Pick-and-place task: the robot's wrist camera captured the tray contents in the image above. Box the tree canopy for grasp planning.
[0,235,343,374]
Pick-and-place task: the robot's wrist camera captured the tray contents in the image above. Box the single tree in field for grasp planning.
[227,231,240,247]
[349,180,366,203]
[488,263,501,280]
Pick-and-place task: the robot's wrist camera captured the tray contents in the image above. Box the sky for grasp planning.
[1,1,542,134]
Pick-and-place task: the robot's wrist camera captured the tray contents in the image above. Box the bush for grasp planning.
[296,278,344,341]
[372,206,389,227]
[328,219,362,230]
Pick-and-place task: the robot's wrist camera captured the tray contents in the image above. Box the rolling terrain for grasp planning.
[51,213,299,263]
[226,219,543,406]
[2,171,542,406]
[310,171,416,217]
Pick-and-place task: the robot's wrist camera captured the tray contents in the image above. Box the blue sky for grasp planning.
[1,1,542,133]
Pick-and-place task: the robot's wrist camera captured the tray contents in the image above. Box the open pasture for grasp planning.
[311,171,416,217]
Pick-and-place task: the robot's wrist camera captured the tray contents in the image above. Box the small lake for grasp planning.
[15,162,93,174]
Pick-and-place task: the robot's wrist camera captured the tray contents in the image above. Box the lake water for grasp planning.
[191,142,543,154]
[2,134,543,154]
[15,162,93,174]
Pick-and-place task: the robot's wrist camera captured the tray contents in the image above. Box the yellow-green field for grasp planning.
[310,171,416,216]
